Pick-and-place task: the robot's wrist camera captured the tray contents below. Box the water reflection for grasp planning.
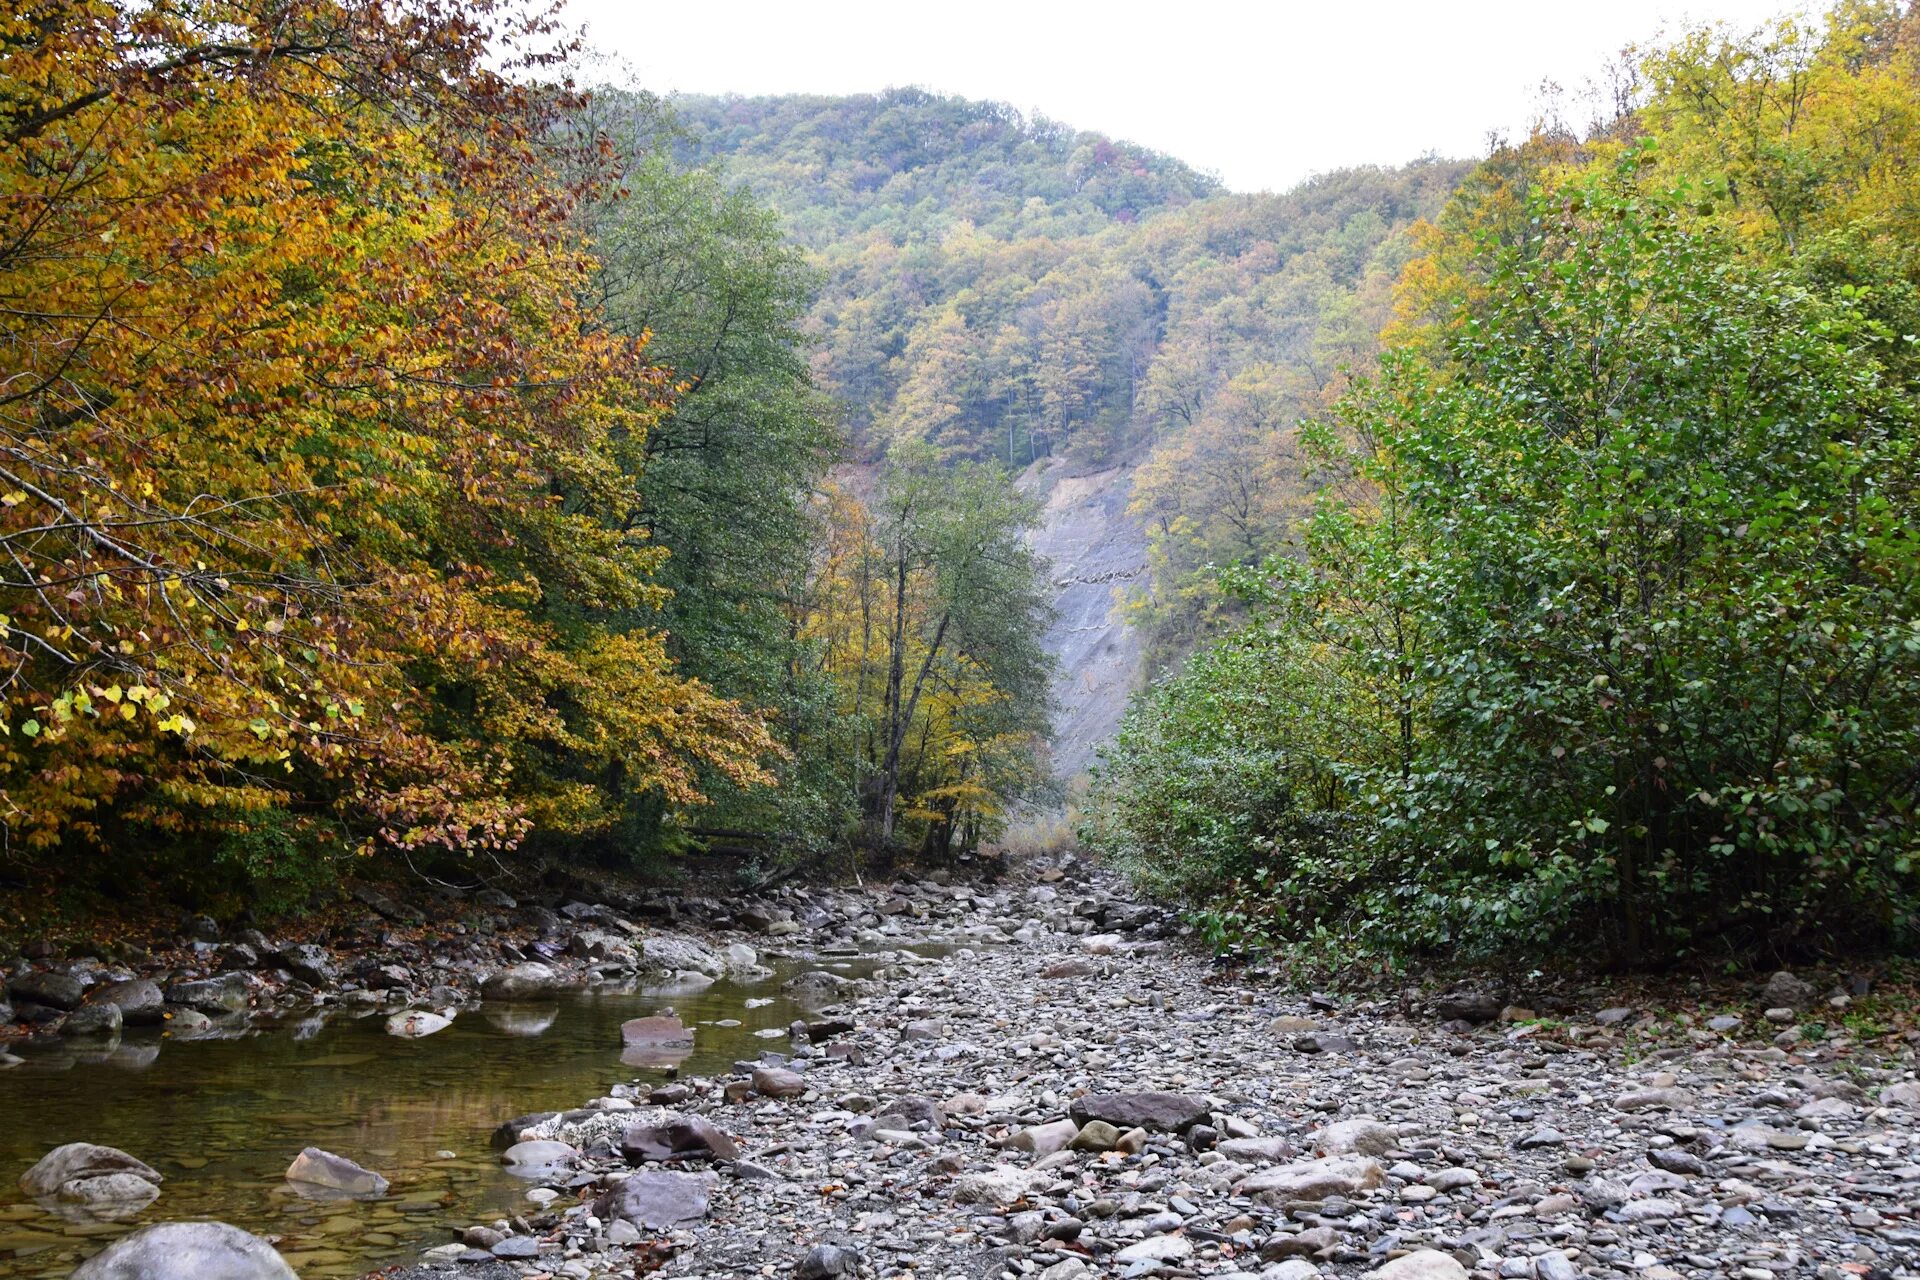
[0,945,960,1278]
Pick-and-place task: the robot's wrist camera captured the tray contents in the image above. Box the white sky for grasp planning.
[565,0,1797,193]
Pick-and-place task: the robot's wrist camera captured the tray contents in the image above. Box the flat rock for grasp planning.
[1235,1155,1386,1204]
[621,1114,740,1162]
[1366,1250,1469,1280]
[1068,1090,1210,1133]
[593,1169,714,1227]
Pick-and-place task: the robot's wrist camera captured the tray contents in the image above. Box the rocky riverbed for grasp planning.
[13,864,1920,1280]
[397,873,1920,1280]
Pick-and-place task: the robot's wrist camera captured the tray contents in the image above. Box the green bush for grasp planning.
[1091,150,1920,965]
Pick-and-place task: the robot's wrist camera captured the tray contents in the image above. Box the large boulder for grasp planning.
[480,962,577,1001]
[285,1146,389,1196]
[1068,1091,1210,1134]
[20,1143,163,1199]
[71,1221,298,1280]
[593,1169,714,1228]
[90,978,165,1025]
[11,970,84,1011]
[1235,1155,1387,1204]
[166,973,251,1016]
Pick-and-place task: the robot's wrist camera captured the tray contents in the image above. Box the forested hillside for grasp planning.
[665,90,1469,658]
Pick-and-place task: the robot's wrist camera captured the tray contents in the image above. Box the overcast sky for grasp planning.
[565,0,1796,193]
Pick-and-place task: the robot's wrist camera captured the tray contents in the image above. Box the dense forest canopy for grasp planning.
[6,0,1916,977]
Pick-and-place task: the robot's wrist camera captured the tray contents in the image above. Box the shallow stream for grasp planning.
[0,947,938,1277]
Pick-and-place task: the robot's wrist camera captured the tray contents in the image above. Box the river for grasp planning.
[0,947,944,1278]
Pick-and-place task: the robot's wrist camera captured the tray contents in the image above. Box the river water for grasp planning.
[0,948,934,1277]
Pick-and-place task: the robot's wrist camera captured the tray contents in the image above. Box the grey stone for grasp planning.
[1761,970,1818,1011]
[90,978,165,1025]
[165,973,250,1015]
[19,1143,163,1198]
[1235,1155,1386,1204]
[1068,1090,1210,1133]
[796,1244,862,1280]
[11,970,84,1011]
[70,1221,297,1279]
[63,1002,122,1036]
[593,1169,714,1227]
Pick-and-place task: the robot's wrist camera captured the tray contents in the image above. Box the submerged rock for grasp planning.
[385,1009,452,1038]
[285,1145,389,1196]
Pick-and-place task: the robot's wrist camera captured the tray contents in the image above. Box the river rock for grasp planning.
[285,1145,389,1195]
[273,943,338,987]
[1068,1090,1210,1133]
[386,1009,452,1037]
[640,934,725,978]
[1615,1087,1690,1111]
[1762,969,1818,1011]
[1436,990,1501,1023]
[953,1164,1038,1205]
[593,1169,714,1227]
[481,962,574,1000]
[754,1066,807,1098]
[622,1015,694,1048]
[501,1139,579,1175]
[70,1221,298,1280]
[20,1143,164,1199]
[63,1002,123,1036]
[1314,1117,1397,1156]
[796,1243,862,1280]
[1366,1249,1469,1280]
[166,973,250,1015]
[1236,1155,1386,1203]
[11,970,84,1011]
[783,969,857,1006]
[90,978,165,1025]
[621,1114,740,1162]
[1009,1118,1081,1157]
[1068,1120,1121,1152]
[57,1170,161,1210]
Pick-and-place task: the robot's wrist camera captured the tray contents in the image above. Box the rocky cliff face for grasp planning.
[1019,458,1149,780]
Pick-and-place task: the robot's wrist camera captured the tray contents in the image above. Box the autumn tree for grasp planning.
[0,0,772,890]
